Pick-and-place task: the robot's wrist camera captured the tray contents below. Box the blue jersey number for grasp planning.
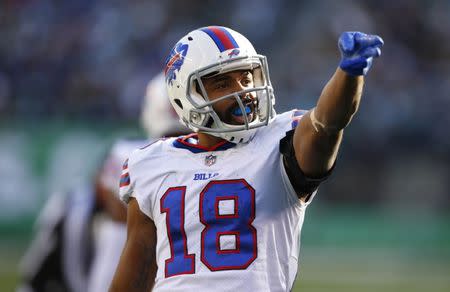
[160,187,195,277]
[160,179,257,277]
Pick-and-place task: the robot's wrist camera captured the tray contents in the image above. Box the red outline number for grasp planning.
[160,179,257,277]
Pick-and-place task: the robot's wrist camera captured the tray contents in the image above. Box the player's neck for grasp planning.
[197,132,226,148]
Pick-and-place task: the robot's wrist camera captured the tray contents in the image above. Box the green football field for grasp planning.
[1,207,449,291]
[0,244,23,292]
[292,207,450,292]
[2,245,449,292]
[293,248,450,292]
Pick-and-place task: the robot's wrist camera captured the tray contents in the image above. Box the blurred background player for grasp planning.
[84,139,145,292]
[17,72,189,292]
[141,72,191,139]
[17,139,143,292]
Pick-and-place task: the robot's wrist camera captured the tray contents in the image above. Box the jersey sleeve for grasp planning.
[279,154,318,207]
[119,152,154,220]
[256,109,325,207]
[279,128,335,196]
[280,109,336,205]
[257,109,309,140]
[119,158,133,203]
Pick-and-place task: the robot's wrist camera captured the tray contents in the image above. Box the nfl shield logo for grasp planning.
[205,154,217,166]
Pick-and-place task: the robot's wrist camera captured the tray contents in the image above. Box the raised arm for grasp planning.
[289,32,383,197]
[109,198,157,292]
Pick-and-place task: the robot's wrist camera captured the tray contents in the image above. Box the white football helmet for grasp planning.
[141,72,190,138]
[164,26,276,143]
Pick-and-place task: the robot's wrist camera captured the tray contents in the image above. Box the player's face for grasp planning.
[201,70,257,125]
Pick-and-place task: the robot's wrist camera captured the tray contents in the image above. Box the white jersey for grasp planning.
[120,110,314,292]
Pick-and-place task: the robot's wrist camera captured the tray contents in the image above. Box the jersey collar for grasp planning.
[172,133,236,153]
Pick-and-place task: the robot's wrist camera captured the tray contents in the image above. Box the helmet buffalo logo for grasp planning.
[227,48,240,58]
[165,43,189,85]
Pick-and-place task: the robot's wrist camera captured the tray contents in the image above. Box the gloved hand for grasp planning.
[338,31,384,76]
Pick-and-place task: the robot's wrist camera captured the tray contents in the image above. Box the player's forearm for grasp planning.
[314,68,364,133]
[109,240,156,292]
[292,69,363,178]
[292,32,383,179]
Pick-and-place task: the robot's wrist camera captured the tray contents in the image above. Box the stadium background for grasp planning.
[1,0,449,291]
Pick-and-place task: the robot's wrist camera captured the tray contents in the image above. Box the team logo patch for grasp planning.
[165,42,189,85]
[204,154,217,166]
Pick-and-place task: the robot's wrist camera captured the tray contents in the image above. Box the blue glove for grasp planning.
[338,31,384,76]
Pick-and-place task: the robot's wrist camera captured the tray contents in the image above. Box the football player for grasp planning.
[110,27,383,291]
